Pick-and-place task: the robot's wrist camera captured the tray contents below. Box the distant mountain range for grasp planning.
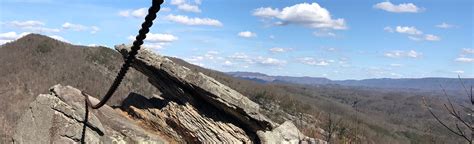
[227,71,474,91]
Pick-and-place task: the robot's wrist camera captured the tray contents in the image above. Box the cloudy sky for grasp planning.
[0,0,472,80]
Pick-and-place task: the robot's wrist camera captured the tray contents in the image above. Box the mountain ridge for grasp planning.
[227,71,474,91]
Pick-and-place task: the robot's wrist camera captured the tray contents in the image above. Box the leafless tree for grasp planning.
[423,76,473,143]
[324,113,342,143]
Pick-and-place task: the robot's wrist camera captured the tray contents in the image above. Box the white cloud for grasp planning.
[436,22,455,29]
[118,10,131,17]
[269,47,292,53]
[374,1,422,13]
[127,33,177,49]
[184,56,205,67]
[452,70,465,74]
[5,20,60,33]
[207,50,219,55]
[62,22,87,31]
[161,7,172,12]
[0,32,28,40]
[253,3,347,30]
[90,26,100,34]
[298,57,330,66]
[390,63,403,67]
[237,31,257,38]
[165,14,223,27]
[327,47,337,51]
[313,31,336,38]
[203,51,220,60]
[408,36,421,41]
[408,34,441,41]
[118,8,147,18]
[227,53,287,67]
[62,22,100,34]
[223,60,233,66]
[424,34,440,41]
[146,33,178,42]
[387,26,440,41]
[384,26,394,32]
[177,4,201,13]
[128,33,178,43]
[9,20,44,27]
[143,43,164,49]
[170,0,185,5]
[228,52,252,63]
[462,48,474,54]
[229,52,249,59]
[256,56,287,66]
[454,48,474,63]
[384,50,422,58]
[26,27,60,33]
[0,32,30,44]
[170,0,201,13]
[87,44,107,47]
[253,7,280,18]
[455,57,474,63]
[395,26,422,35]
[49,35,69,43]
[407,50,422,58]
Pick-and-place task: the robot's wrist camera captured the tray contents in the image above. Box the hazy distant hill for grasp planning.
[227,72,473,91]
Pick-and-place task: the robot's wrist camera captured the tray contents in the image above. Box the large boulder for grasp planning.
[12,85,166,144]
[115,44,276,133]
[258,121,327,144]
[114,44,325,143]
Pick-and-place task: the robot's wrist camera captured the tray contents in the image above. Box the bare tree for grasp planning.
[323,113,342,143]
[423,77,473,143]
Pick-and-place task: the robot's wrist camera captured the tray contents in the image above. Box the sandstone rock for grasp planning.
[114,44,326,143]
[120,92,253,143]
[13,85,166,144]
[115,44,276,133]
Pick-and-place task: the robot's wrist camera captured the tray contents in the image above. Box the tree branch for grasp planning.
[422,97,470,143]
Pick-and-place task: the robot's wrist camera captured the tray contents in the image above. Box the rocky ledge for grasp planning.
[12,85,166,144]
[12,44,326,143]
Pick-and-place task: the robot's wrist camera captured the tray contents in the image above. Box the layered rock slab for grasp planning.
[115,44,275,133]
[120,93,253,143]
[115,44,326,143]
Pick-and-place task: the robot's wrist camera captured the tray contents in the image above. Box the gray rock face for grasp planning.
[121,93,253,143]
[114,44,325,143]
[13,85,166,144]
[115,44,275,133]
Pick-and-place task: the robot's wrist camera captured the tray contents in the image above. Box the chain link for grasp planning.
[82,0,164,109]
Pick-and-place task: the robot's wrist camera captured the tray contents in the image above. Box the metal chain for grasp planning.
[82,0,164,109]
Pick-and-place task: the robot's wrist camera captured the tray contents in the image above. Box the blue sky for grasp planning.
[0,0,472,80]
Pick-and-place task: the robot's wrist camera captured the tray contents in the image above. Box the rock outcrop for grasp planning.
[13,85,166,143]
[115,44,325,143]
[115,44,276,132]
[12,44,326,143]
[120,93,253,143]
